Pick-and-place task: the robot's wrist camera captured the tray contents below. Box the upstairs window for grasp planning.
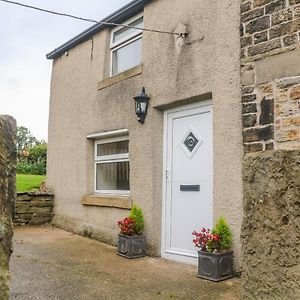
[95,136,130,194]
[110,13,143,76]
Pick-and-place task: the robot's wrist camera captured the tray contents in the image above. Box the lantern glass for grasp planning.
[138,100,147,113]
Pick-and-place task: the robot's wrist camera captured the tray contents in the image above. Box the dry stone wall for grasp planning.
[0,115,16,300]
[14,192,54,226]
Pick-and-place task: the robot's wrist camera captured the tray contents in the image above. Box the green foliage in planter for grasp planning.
[129,204,145,235]
[211,217,232,251]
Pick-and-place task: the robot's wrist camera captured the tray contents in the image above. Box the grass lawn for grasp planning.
[16,174,46,193]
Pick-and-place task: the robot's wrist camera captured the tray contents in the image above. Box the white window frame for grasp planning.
[94,135,130,195]
[110,12,144,76]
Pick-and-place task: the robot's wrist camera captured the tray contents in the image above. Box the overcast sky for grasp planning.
[0,0,131,141]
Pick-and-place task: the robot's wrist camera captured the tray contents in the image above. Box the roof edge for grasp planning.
[46,0,151,60]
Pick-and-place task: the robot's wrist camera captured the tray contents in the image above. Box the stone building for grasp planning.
[240,0,300,298]
[47,0,300,281]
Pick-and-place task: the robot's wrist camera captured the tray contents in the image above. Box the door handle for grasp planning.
[180,185,200,192]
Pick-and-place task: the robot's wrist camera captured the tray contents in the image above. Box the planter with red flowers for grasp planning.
[192,217,233,282]
[117,204,145,259]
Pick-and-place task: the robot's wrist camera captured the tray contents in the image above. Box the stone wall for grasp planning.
[241,0,300,153]
[241,150,300,299]
[14,192,54,226]
[241,1,300,298]
[0,115,16,300]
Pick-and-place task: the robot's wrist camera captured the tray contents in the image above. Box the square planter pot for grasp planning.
[197,250,233,282]
[117,234,146,259]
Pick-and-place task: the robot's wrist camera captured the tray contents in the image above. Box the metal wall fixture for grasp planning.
[133,87,150,124]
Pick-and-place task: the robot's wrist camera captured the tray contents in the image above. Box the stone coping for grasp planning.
[17,191,54,196]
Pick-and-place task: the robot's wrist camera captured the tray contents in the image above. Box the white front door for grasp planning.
[162,101,213,265]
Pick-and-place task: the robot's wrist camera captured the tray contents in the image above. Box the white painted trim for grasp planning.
[94,159,130,195]
[111,33,142,52]
[95,157,129,164]
[92,132,130,194]
[95,154,129,162]
[110,13,143,48]
[163,251,198,266]
[161,109,168,260]
[110,35,142,76]
[161,100,213,265]
[87,129,128,140]
[94,190,130,196]
[110,12,143,76]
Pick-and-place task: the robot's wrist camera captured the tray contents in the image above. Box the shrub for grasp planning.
[117,204,145,236]
[17,142,47,175]
[211,217,232,251]
[16,160,46,175]
[192,217,232,253]
[129,204,144,235]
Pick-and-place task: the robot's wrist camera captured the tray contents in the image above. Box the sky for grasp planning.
[0,0,131,141]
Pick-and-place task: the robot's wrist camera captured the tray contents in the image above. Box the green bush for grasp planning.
[17,142,47,175]
[16,160,46,175]
[211,217,232,251]
[129,204,145,235]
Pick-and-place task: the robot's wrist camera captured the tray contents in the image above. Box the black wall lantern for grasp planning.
[134,87,150,124]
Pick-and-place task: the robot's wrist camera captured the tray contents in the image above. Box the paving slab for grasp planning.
[9,226,240,300]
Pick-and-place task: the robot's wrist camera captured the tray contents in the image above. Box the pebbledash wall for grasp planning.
[241,0,300,298]
[47,0,243,267]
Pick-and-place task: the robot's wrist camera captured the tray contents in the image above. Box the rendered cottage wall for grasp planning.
[241,0,300,298]
[47,0,243,264]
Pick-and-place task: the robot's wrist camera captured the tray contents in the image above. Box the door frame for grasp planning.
[161,100,213,265]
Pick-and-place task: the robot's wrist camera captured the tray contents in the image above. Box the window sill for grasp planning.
[81,194,132,209]
[97,65,143,90]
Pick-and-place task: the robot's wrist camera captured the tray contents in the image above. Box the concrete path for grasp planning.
[10,226,240,300]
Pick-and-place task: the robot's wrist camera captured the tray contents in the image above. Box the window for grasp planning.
[110,13,143,76]
[95,136,130,194]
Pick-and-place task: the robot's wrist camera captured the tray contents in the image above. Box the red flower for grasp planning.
[117,216,136,236]
[192,228,222,252]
